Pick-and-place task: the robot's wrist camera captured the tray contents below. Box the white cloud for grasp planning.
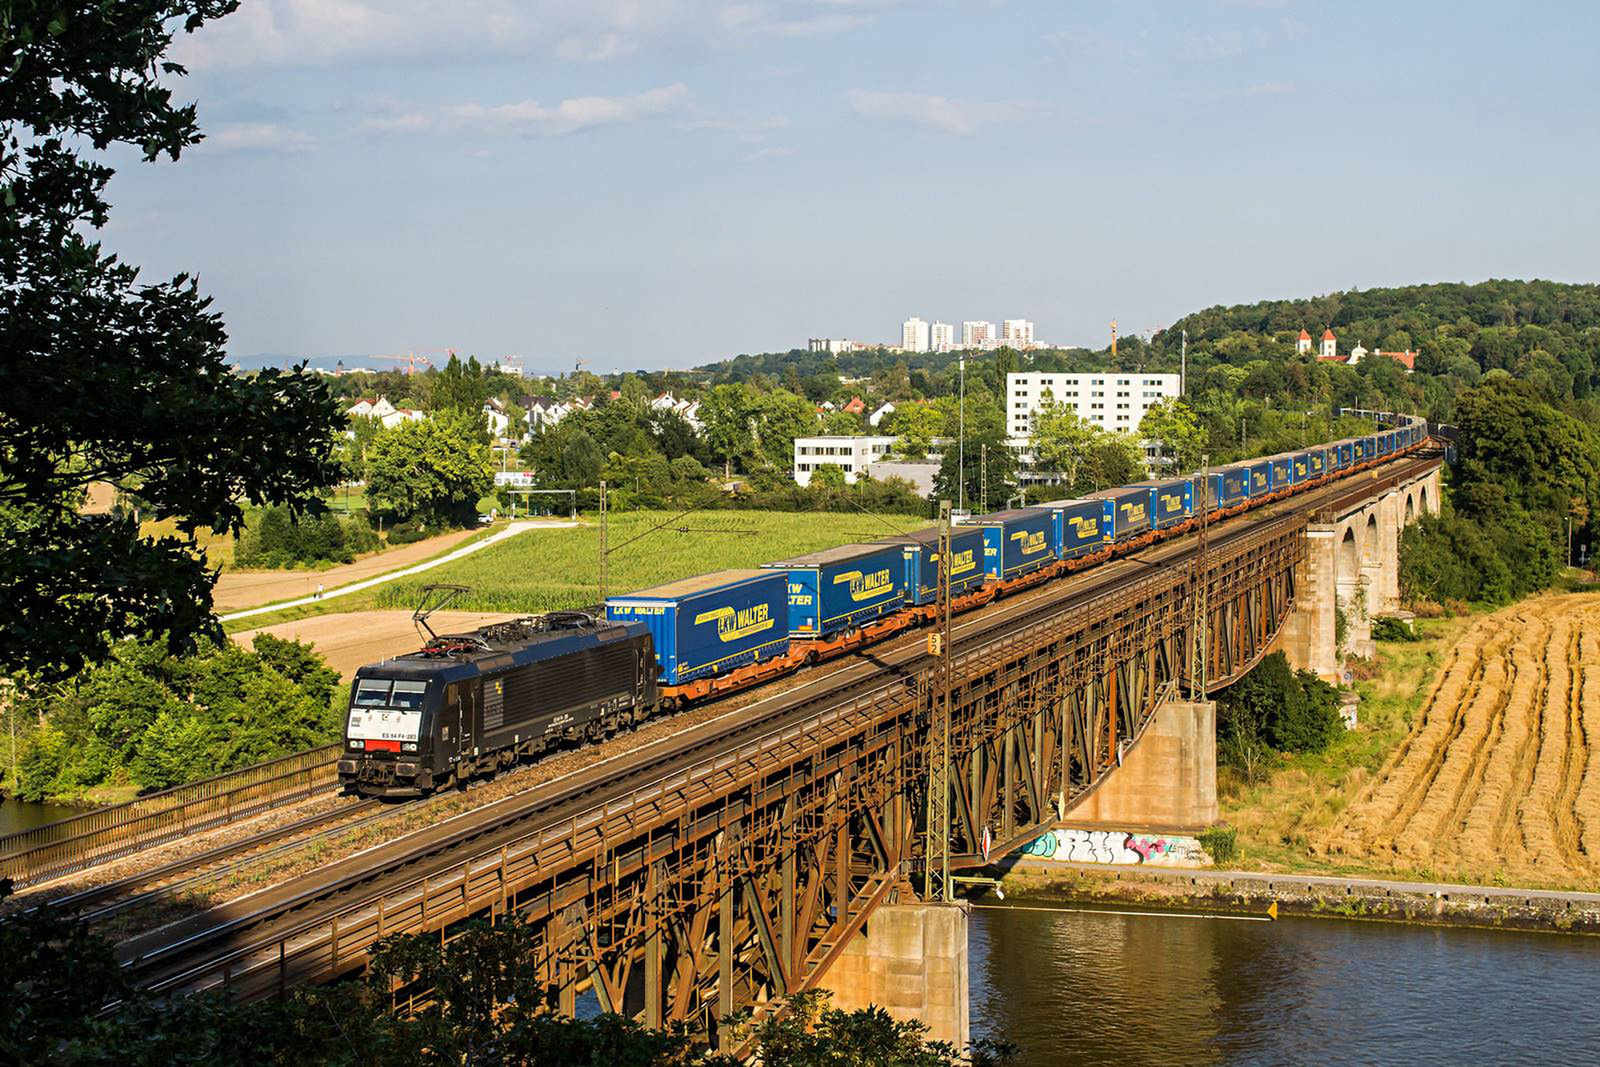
[845,89,1047,135]
[197,122,316,153]
[743,145,797,161]
[174,1,883,70]
[365,84,691,137]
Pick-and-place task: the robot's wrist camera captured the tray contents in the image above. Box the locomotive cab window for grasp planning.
[389,680,428,709]
[354,679,392,707]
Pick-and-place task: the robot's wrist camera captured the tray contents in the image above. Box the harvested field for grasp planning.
[1321,593,1600,890]
[235,610,521,678]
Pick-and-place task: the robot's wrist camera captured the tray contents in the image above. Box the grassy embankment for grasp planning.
[224,509,930,630]
[1223,582,1600,892]
[1219,614,1475,878]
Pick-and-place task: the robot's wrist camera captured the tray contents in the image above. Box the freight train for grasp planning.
[340,414,1428,796]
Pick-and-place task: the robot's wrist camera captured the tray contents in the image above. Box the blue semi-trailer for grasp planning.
[879,525,987,606]
[1126,478,1193,530]
[1033,497,1110,562]
[761,543,907,638]
[1267,453,1294,489]
[964,508,1056,580]
[605,569,788,685]
[1085,486,1152,541]
[1201,465,1252,510]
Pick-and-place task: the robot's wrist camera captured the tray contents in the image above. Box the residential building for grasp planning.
[868,401,896,428]
[1005,371,1180,446]
[379,406,425,429]
[962,321,994,348]
[648,392,705,430]
[901,317,930,354]
[345,396,395,420]
[345,395,425,429]
[930,322,955,352]
[792,435,896,487]
[482,398,511,438]
[1002,319,1034,346]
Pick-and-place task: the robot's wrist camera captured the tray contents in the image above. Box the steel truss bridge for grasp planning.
[113,454,1439,1047]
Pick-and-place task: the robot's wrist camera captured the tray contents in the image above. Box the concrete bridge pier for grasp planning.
[1280,468,1441,681]
[1067,697,1218,831]
[819,900,971,1050]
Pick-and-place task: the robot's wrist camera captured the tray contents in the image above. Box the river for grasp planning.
[0,796,83,840]
[969,902,1600,1066]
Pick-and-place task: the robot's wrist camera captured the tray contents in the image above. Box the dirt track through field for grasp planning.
[1323,594,1600,889]
[213,528,482,612]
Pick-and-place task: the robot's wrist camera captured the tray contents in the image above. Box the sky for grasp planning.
[99,0,1600,375]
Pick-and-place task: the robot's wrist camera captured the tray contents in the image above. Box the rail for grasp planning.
[0,744,341,888]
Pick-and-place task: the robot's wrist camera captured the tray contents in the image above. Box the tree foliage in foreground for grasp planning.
[0,0,343,680]
[0,895,1015,1067]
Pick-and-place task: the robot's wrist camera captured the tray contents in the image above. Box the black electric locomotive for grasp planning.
[339,612,658,797]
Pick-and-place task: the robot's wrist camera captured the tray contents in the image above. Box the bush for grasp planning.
[236,505,377,568]
[1371,616,1421,642]
[1218,731,1275,785]
[1199,824,1238,865]
[1217,651,1343,757]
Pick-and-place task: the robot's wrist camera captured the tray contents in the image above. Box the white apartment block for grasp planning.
[793,435,897,487]
[930,322,955,352]
[962,321,993,347]
[901,317,930,353]
[1002,319,1035,346]
[1005,371,1180,445]
[808,338,868,354]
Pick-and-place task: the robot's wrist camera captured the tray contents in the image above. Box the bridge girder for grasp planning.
[172,514,1309,1048]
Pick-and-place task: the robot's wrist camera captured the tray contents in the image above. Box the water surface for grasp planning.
[969,901,1600,1066]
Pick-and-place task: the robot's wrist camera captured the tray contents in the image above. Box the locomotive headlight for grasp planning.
[403,742,418,751]
[350,740,364,749]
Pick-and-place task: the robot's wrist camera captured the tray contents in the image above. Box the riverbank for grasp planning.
[1217,593,1600,895]
[998,860,1600,935]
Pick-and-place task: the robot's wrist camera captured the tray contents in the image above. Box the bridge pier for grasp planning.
[1280,467,1440,681]
[1065,697,1217,832]
[819,901,970,1050]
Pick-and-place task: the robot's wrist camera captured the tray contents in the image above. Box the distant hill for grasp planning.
[1156,279,1600,383]
[695,280,1600,391]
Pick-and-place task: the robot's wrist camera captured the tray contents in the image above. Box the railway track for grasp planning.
[110,452,1440,996]
[40,799,390,927]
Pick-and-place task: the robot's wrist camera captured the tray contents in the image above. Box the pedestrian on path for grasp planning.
[316,583,324,600]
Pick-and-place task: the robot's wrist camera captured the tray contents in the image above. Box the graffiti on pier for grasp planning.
[1021,828,1208,868]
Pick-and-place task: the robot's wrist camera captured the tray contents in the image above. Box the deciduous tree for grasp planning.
[367,412,494,526]
[0,0,344,679]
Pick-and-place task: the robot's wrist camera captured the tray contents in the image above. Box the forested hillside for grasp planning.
[1159,279,1600,420]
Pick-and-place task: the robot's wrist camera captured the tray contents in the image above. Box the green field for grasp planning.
[371,510,931,614]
